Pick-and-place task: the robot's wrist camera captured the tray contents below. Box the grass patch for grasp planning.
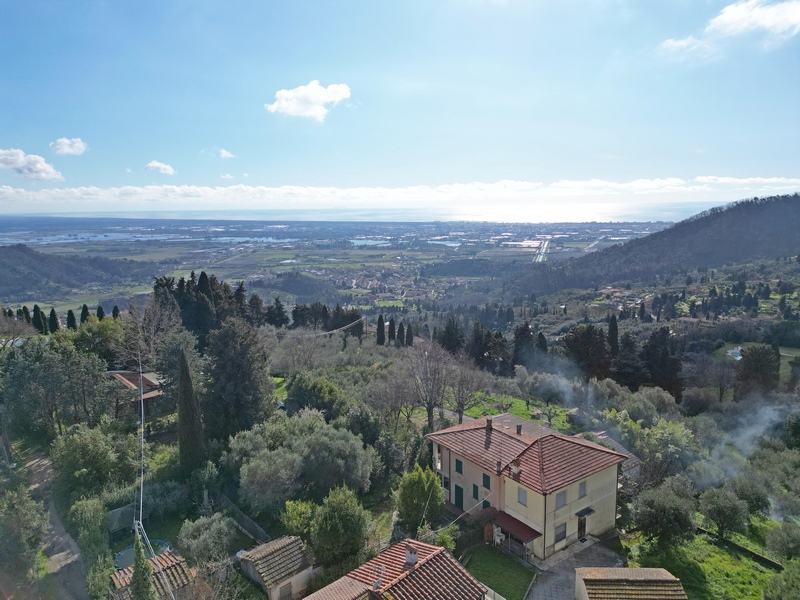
[464,395,578,434]
[273,377,288,402]
[626,533,778,600]
[464,545,534,600]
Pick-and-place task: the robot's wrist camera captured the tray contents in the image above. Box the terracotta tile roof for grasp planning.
[305,539,486,600]
[111,550,194,599]
[429,416,626,495]
[576,567,688,599]
[240,536,311,588]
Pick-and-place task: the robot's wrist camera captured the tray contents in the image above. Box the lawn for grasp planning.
[625,533,779,600]
[464,394,578,434]
[464,545,534,600]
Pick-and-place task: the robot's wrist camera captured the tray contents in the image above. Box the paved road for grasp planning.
[526,541,625,600]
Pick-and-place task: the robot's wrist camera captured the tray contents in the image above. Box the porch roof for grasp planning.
[492,510,541,543]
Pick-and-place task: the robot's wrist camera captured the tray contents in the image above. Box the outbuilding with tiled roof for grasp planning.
[575,567,688,599]
[239,535,315,600]
[111,550,195,600]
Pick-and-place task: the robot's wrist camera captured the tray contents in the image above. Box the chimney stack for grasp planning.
[496,460,502,475]
[405,543,419,566]
[486,418,493,432]
[516,424,523,435]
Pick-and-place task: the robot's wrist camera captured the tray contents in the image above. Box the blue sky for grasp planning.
[1,0,798,222]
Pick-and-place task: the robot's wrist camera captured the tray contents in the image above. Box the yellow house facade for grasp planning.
[427,414,625,561]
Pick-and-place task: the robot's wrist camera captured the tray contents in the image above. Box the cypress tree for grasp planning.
[197,271,213,300]
[32,305,47,334]
[397,323,405,347]
[66,309,77,330]
[22,305,31,324]
[177,350,206,477]
[388,317,396,343]
[130,535,158,600]
[376,315,385,345]
[96,305,105,321]
[48,308,60,333]
[536,332,548,354]
[405,323,413,347]
[112,305,121,319]
[80,304,90,324]
[608,314,619,357]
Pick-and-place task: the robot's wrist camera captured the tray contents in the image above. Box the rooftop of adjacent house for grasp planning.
[240,535,311,588]
[427,415,627,495]
[576,567,688,600]
[109,371,163,399]
[574,431,641,473]
[304,539,486,600]
[111,550,194,599]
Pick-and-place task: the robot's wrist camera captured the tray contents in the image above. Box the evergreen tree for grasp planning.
[388,317,396,343]
[397,323,405,347]
[177,350,206,477]
[233,282,248,318]
[437,316,465,355]
[376,314,385,345]
[96,305,105,321]
[266,297,289,328]
[205,317,273,440]
[31,305,43,334]
[80,304,90,324]
[112,305,120,319]
[48,308,60,333]
[130,534,158,600]
[197,271,213,301]
[405,323,413,347]
[536,332,548,354]
[608,314,619,357]
[22,305,31,324]
[512,321,535,366]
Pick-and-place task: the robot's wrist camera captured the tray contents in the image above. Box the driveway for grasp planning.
[526,539,625,600]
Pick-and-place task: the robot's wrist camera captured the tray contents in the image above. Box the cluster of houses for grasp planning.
[109,412,688,600]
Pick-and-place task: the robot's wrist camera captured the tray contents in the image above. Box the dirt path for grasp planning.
[26,453,89,600]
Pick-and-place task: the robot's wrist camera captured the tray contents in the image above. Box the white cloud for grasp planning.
[705,0,800,38]
[49,137,88,156]
[1,176,797,222]
[219,149,235,159]
[145,161,176,175]
[0,148,63,181]
[265,80,351,122]
[659,35,715,59]
[220,173,234,180]
[695,175,800,185]
[661,0,800,58]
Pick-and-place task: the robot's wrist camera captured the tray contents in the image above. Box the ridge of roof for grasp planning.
[377,541,445,592]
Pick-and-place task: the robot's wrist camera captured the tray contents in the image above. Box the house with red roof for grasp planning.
[426,414,626,561]
[303,539,486,600]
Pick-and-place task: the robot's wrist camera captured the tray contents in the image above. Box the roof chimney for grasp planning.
[405,543,418,566]
[516,424,523,435]
[511,459,522,476]
[486,418,493,432]
[496,460,502,475]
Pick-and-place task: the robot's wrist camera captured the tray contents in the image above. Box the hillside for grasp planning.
[0,244,161,303]
[510,194,800,295]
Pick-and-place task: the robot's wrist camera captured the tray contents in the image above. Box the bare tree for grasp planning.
[403,343,453,431]
[120,292,182,370]
[710,358,735,402]
[448,356,487,423]
[270,328,335,376]
[0,314,36,349]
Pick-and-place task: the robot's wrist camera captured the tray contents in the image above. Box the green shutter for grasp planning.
[483,474,490,489]
[473,484,478,499]
[456,459,463,474]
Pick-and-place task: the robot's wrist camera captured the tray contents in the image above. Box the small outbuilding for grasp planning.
[239,535,314,600]
[575,567,688,600]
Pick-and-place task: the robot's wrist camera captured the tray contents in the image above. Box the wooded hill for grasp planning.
[511,194,800,295]
[0,244,161,303]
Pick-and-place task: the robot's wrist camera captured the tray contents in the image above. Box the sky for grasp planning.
[1,0,798,222]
